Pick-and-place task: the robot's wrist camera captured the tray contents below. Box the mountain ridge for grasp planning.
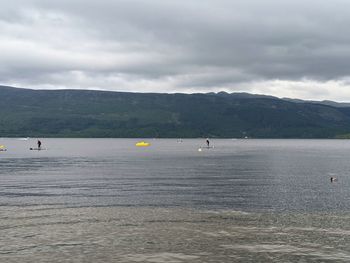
[1,85,350,138]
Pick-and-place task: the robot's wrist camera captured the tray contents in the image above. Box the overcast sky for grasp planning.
[2,0,350,101]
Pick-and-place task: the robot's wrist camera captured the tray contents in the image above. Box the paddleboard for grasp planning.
[30,148,46,150]
[199,146,215,149]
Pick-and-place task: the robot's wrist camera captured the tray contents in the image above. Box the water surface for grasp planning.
[0,139,349,262]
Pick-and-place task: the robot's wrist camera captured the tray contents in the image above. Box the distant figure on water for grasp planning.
[206,138,210,148]
[330,177,337,183]
[37,140,42,149]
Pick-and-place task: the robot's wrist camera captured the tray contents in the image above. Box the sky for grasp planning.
[1,0,350,101]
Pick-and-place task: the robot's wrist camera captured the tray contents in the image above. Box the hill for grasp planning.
[1,85,350,138]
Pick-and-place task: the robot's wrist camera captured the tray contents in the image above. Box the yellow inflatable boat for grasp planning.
[135,141,150,147]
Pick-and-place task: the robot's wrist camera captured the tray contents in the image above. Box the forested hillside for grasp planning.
[1,86,350,138]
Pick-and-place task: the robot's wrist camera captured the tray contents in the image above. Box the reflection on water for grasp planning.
[0,138,350,262]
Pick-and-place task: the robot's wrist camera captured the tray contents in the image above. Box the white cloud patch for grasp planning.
[245,79,350,102]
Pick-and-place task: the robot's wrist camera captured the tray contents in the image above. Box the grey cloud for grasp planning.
[2,0,350,99]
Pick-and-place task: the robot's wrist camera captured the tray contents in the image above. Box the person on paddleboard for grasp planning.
[37,140,42,149]
[206,138,210,147]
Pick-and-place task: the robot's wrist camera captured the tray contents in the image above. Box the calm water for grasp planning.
[1,138,350,262]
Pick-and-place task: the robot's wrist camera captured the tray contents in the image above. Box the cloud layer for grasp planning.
[1,0,350,100]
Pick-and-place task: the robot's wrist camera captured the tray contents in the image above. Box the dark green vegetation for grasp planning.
[1,85,350,138]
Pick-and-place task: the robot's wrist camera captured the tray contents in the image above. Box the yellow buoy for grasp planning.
[135,141,150,147]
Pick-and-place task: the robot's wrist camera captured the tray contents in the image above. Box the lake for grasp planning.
[0,138,350,262]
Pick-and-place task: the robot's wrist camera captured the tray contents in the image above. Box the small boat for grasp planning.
[18,137,29,141]
[135,141,150,147]
[0,145,7,151]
